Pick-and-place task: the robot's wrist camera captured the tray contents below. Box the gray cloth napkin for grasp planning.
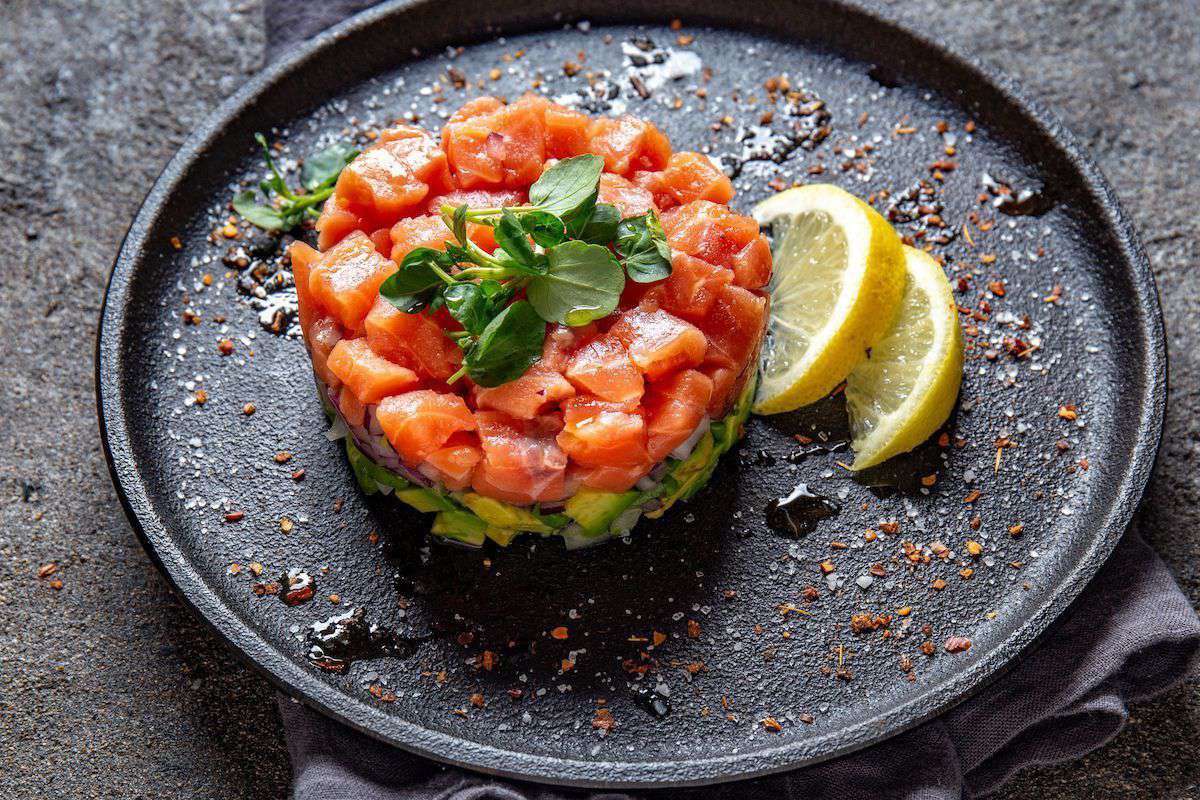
[265,4,1200,797]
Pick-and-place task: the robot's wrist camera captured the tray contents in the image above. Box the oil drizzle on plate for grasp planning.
[766,483,840,536]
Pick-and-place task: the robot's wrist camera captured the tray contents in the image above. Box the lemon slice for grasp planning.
[751,184,907,415]
[845,246,963,470]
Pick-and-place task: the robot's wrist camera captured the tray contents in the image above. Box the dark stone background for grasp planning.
[1,1,1195,796]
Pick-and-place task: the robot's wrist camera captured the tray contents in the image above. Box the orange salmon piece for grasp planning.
[701,364,738,417]
[472,411,568,505]
[425,188,526,214]
[634,151,734,209]
[660,200,760,270]
[473,366,576,420]
[609,308,707,380]
[539,323,598,372]
[364,296,461,381]
[338,385,367,427]
[636,252,734,322]
[307,231,398,333]
[544,105,590,158]
[368,228,392,257]
[644,369,714,461]
[336,126,450,218]
[557,397,650,469]
[442,98,547,189]
[315,194,368,251]
[598,173,657,218]
[423,432,482,491]
[288,241,322,333]
[564,335,644,404]
[326,338,420,405]
[701,284,768,374]
[389,213,501,261]
[585,115,671,176]
[376,390,477,466]
[731,233,772,289]
[307,316,343,390]
[575,462,653,493]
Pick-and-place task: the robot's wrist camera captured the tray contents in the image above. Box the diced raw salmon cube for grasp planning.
[288,241,322,333]
[544,105,590,158]
[376,390,477,466]
[574,462,653,493]
[635,252,734,323]
[598,173,657,218]
[472,411,568,505]
[307,316,343,391]
[333,127,448,222]
[539,323,598,372]
[441,96,547,189]
[609,308,707,380]
[389,213,504,261]
[474,366,576,420]
[660,200,760,270]
[423,432,482,491]
[585,115,671,176]
[732,234,772,289]
[338,385,367,427]
[557,397,650,469]
[364,296,461,381]
[307,231,398,333]
[701,284,769,375]
[315,194,368,251]
[633,152,734,209]
[644,369,714,461]
[564,335,644,404]
[326,338,420,404]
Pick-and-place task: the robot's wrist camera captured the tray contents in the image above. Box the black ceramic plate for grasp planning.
[96,0,1165,788]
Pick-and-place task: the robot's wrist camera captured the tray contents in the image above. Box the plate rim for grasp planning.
[95,0,1167,787]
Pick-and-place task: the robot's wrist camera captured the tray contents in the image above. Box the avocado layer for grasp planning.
[338,372,756,548]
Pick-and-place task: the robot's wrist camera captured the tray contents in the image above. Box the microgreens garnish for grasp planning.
[232,133,358,232]
[377,154,674,387]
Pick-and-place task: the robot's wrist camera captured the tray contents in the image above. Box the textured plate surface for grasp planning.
[96,0,1165,787]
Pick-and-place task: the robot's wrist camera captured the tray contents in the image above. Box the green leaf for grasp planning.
[527,240,624,326]
[464,301,547,387]
[443,281,510,336]
[528,154,604,219]
[232,190,285,231]
[572,202,621,244]
[616,210,673,283]
[254,133,293,200]
[521,210,567,248]
[450,203,469,246]
[494,208,536,266]
[389,247,453,294]
[301,142,358,191]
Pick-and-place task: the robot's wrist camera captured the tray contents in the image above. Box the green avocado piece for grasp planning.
[431,510,487,546]
[460,492,555,533]
[646,431,715,519]
[344,439,378,494]
[565,487,641,535]
[395,487,456,514]
[484,526,521,546]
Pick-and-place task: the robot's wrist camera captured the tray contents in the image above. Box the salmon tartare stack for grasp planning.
[287,94,770,547]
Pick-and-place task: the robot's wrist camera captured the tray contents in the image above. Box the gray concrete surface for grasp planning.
[0,1,1196,797]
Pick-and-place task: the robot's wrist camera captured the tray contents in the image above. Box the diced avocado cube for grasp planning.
[536,512,571,530]
[485,526,521,546]
[431,510,487,546]
[344,439,378,495]
[395,487,456,514]
[647,431,716,518]
[460,492,554,533]
[565,487,640,535]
